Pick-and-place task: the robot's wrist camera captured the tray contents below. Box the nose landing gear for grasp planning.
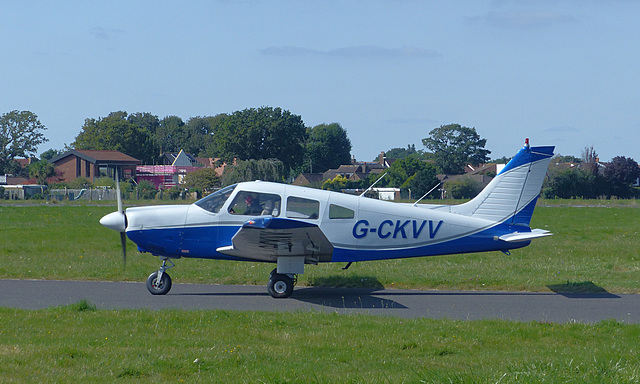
[146,257,174,295]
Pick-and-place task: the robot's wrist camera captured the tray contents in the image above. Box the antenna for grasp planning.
[359,172,387,197]
[412,182,442,206]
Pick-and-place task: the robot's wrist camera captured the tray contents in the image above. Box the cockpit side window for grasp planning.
[194,184,236,213]
[228,191,281,216]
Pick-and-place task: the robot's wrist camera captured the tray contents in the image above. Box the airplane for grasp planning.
[100,139,554,298]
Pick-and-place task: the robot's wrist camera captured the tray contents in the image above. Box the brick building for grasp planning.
[49,150,141,183]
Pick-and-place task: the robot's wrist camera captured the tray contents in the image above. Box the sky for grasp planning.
[2,0,639,163]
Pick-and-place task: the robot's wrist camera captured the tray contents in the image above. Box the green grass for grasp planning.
[1,203,639,293]
[2,203,640,383]
[1,304,639,383]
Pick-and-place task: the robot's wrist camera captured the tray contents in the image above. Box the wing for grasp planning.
[216,216,334,264]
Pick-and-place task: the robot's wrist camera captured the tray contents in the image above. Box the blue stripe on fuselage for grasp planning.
[127,221,534,263]
[330,222,531,262]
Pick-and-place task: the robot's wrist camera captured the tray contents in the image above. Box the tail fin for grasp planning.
[451,140,554,225]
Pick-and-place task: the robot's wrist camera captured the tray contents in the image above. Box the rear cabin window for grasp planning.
[286,196,320,220]
[329,204,354,219]
[228,191,281,216]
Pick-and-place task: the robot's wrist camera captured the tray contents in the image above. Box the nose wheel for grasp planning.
[267,268,296,298]
[146,258,174,295]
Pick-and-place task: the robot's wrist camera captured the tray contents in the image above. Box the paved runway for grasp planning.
[2,279,638,324]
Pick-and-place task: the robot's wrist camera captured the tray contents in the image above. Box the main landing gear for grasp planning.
[146,257,174,295]
[267,268,296,299]
[144,259,297,298]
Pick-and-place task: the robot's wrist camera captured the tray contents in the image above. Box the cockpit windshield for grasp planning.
[194,184,236,213]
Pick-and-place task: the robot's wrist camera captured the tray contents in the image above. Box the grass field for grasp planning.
[2,202,640,382]
[1,202,639,293]
[1,304,639,383]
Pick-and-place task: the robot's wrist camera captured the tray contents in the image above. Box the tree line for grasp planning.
[2,109,638,200]
[542,147,640,199]
[70,107,352,177]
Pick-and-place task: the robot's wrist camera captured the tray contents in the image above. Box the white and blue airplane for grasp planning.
[101,139,554,298]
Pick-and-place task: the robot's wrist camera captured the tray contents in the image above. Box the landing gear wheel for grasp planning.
[267,273,294,298]
[146,271,172,295]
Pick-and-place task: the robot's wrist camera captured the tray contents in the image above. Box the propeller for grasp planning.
[99,169,127,268]
[116,171,126,267]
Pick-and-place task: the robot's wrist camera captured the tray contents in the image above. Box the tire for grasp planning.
[146,271,172,295]
[267,273,294,298]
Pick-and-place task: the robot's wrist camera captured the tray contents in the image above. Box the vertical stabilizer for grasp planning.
[451,140,554,225]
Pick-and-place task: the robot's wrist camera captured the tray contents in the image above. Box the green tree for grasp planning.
[184,115,220,157]
[213,107,306,174]
[182,168,221,192]
[136,179,157,199]
[542,168,605,199]
[304,123,352,173]
[221,159,285,186]
[381,144,431,161]
[322,175,350,192]
[581,145,599,176]
[68,177,93,189]
[0,110,48,175]
[155,116,186,154]
[422,124,491,174]
[72,111,157,164]
[604,156,640,198]
[385,144,417,160]
[445,177,481,199]
[128,112,159,136]
[369,154,439,198]
[405,167,439,199]
[40,148,62,162]
[491,156,512,164]
[94,176,115,188]
[28,160,55,185]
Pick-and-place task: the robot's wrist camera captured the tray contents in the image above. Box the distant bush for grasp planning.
[94,177,115,188]
[67,177,93,189]
[136,179,157,199]
[445,178,481,199]
[166,186,182,200]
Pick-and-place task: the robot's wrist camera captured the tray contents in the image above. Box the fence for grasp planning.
[49,188,118,201]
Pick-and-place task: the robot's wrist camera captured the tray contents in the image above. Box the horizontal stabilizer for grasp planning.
[499,228,553,242]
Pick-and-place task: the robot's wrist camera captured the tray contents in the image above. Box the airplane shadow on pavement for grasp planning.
[292,287,408,309]
[292,275,407,309]
[546,281,619,299]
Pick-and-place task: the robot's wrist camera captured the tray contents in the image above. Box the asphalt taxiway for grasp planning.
[2,279,638,323]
